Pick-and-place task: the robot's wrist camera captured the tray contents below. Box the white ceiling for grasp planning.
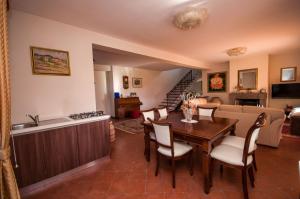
[93,45,183,71]
[11,0,300,64]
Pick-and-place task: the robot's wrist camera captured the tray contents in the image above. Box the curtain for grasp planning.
[0,0,21,198]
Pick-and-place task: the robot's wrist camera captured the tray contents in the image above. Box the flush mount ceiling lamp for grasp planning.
[173,7,208,30]
[226,47,247,56]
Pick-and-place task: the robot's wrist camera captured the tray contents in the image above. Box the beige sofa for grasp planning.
[214,105,285,148]
[188,100,286,147]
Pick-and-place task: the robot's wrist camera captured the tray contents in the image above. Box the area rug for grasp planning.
[114,118,144,134]
[282,122,290,135]
[281,120,300,138]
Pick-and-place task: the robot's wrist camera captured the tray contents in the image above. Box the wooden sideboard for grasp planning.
[114,97,142,119]
[11,120,110,188]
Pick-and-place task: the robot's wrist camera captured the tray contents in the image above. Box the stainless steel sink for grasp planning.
[11,123,38,130]
[11,118,71,131]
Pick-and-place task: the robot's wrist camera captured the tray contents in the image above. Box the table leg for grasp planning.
[202,150,211,194]
[230,124,236,136]
[144,126,150,162]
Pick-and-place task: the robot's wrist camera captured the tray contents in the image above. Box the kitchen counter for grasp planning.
[11,115,111,188]
[11,115,111,136]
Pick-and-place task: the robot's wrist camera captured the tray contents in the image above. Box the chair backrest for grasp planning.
[157,107,168,119]
[242,112,266,165]
[141,109,155,123]
[198,106,217,117]
[149,119,174,156]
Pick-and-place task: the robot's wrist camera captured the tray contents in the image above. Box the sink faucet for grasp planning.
[27,114,39,126]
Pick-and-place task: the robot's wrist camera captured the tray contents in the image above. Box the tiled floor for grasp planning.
[25,131,300,199]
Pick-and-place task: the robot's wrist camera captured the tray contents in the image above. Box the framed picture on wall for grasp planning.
[280,67,297,82]
[123,76,129,89]
[31,46,70,76]
[207,72,226,92]
[132,77,142,88]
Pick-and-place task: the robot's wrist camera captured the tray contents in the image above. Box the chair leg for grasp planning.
[253,152,258,171]
[155,151,160,176]
[248,166,255,188]
[172,159,176,188]
[242,168,249,199]
[189,151,194,176]
[220,165,223,176]
[209,159,214,187]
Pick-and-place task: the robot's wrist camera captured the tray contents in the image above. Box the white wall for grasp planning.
[112,66,189,112]
[9,10,205,123]
[9,11,96,123]
[202,63,230,104]
[229,53,269,92]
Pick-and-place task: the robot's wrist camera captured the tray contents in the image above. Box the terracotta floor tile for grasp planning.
[23,131,300,199]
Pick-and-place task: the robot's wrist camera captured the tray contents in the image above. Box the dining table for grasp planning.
[142,112,238,194]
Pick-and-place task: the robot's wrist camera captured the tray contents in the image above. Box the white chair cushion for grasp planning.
[221,136,257,152]
[150,132,156,140]
[158,141,193,157]
[198,108,214,117]
[222,136,245,148]
[210,144,253,166]
[158,108,168,118]
[142,111,155,121]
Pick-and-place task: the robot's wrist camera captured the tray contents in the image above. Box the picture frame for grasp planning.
[280,67,297,82]
[132,77,142,88]
[31,46,71,76]
[238,68,258,90]
[207,72,226,92]
[123,76,129,89]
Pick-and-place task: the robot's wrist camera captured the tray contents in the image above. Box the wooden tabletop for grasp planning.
[143,112,238,141]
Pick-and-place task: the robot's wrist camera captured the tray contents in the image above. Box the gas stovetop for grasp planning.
[69,111,104,120]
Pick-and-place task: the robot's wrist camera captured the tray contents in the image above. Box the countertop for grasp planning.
[11,115,111,136]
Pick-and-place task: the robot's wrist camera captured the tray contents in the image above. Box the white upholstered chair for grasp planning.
[209,112,266,199]
[150,120,193,188]
[141,109,156,140]
[221,130,259,171]
[197,106,217,117]
[156,107,168,120]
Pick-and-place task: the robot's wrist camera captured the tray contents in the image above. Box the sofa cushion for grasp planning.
[215,110,259,137]
[242,106,284,122]
[218,105,242,112]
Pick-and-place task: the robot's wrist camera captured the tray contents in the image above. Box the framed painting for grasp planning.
[123,76,129,89]
[280,67,297,82]
[132,77,142,88]
[207,72,226,92]
[31,46,71,76]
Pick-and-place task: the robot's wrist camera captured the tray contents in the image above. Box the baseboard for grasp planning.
[20,156,110,198]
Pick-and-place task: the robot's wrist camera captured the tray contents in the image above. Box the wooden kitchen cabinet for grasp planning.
[11,119,110,188]
[77,120,110,165]
[11,133,46,187]
[43,126,79,178]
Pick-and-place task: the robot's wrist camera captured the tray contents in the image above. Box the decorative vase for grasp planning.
[185,108,193,121]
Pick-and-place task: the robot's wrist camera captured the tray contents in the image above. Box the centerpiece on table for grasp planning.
[180,92,201,122]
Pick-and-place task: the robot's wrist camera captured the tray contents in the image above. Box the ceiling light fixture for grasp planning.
[226,47,247,56]
[173,7,208,30]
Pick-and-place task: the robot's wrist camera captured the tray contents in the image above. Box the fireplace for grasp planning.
[236,99,259,106]
[229,92,267,107]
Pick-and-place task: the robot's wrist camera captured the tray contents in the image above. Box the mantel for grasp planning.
[229,92,267,106]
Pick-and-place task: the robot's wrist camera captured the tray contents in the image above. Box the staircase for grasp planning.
[158,69,200,111]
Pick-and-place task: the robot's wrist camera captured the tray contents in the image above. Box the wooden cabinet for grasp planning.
[12,133,46,187]
[43,126,79,178]
[114,97,142,119]
[77,121,110,165]
[11,119,110,188]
